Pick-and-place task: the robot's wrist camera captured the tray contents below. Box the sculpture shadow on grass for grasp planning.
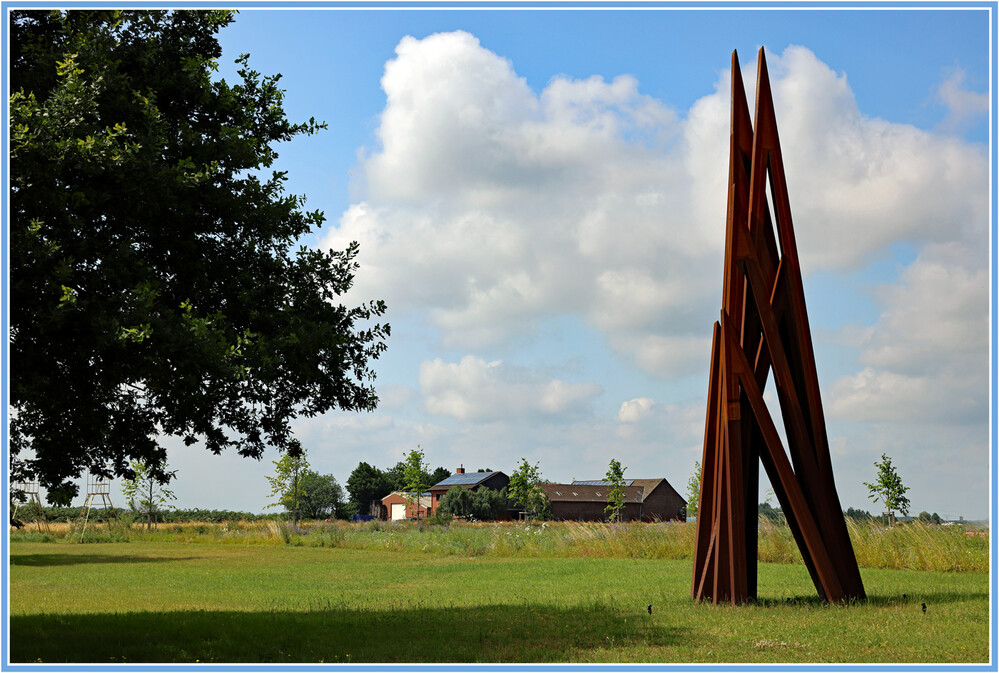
[11,603,689,664]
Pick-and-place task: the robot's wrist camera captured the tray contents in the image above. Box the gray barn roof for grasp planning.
[571,477,685,505]
[541,483,644,503]
[572,479,636,487]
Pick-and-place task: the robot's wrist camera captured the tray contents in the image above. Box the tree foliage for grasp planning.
[844,507,874,521]
[382,462,407,492]
[438,485,474,519]
[438,485,507,521]
[918,511,942,525]
[388,460,448,491]
[604,458,627,522]
[863,453,911,525]
[9,10,388,503]
[508,458,549,521]
[345,461,392,512]
[470,487,508,521]
[757,501,783,523]
[297,472,344,520]
[429,466,451,486]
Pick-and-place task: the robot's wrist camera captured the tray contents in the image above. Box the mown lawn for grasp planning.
[8,540,989,664]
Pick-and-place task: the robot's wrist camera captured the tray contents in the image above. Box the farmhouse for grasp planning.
[428,467,510,515]
[539,478,686,522]
[381,491,432,521]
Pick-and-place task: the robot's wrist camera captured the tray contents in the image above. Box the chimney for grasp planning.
[456,465,465,474]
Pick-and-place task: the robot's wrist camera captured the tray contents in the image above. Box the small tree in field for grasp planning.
[604,459,628,522]
[402,447,430,519]
[509,458,550,521]
[266,442,310,526]
[863,453,910,526]
[686,461,702,519]
[121,459,176,530]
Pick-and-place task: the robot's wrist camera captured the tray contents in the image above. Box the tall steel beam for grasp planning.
[691,49,865,605]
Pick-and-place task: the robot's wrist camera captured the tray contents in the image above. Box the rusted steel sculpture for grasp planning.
[691,49,865,605]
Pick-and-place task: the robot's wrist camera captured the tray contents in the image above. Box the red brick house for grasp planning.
[380,491,432,521]
[428,467,510,517]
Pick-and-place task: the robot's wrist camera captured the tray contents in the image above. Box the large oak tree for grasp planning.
[10,10,389,503]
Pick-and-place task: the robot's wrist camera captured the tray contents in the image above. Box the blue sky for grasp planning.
[12,4,994,520]
[214,8,990,233]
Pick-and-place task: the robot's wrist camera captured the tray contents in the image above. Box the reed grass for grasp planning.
[845,517,987,572]
[10,516,987,572]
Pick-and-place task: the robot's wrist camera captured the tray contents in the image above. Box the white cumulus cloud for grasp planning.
[936,66,989,132]
[325,30,715,367]
[616,397,655,423]
[419,355,603,423]
[823,240,988,517]
[323,35,987,382]
[828,243,987,425]
[614,396,705,446]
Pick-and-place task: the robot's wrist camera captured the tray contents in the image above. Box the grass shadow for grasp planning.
[11,603,688,663]
[752,587,988,609]
[864,589,990,606]
[752,595,828,607]
[12,554,202,567]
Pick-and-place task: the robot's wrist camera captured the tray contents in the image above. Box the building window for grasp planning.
[436,493,442,501]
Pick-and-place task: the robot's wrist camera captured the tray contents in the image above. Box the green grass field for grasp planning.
[8,533,990,664]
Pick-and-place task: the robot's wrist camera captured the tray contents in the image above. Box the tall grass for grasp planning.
[10,517,987,572]
[845,518,987,572]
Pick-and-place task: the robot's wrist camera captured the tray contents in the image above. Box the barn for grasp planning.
[541,483,645,521]
[589,478,687,522]
[539,478,686,522]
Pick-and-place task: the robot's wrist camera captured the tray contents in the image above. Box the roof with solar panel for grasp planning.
[432,471,500,488]
[542,483,645,503]
[572,479,635,486]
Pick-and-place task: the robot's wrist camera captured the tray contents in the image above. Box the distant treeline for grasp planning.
[12,506,275,523]
[758,504,947,525]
